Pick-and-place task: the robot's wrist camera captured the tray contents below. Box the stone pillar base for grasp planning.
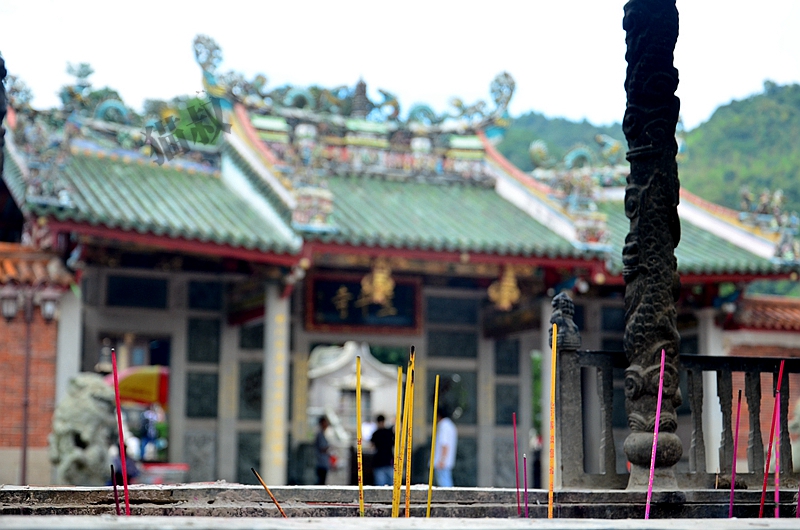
[627,463,678,490]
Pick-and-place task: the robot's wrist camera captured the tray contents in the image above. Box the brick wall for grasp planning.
[0,312,58,448]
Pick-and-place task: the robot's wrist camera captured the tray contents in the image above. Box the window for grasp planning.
[427,330,478,358]
[426,297,479,325]
[186,373,218,418]
[495,338,520,375]
[187,318,221,363]
[239,323,264,350]
[188,281,223,311]
[107,276,168,308]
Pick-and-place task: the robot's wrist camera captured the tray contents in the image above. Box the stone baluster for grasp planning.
[596,357,617,476]
[744,371,764,475]
[687,368,706,474]
[716,370,734,474]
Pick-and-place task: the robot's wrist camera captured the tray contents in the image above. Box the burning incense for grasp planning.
[513,412,520,517]
[548,322,558,519]
[729,389,742,518]
[523,453,529,518]
[426,374,440,518]
[404,352,416,517]
[111,464,120,516]
[111,349,131,516]
[760,359,786,517]
[392,366,403,517]
[775,392,780,519]
[356,356,365,517]
[645,348,666,520]
[251,467,287,518]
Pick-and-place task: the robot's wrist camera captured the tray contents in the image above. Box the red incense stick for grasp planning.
[111,349,131,516]
[729,389,742,518]
[775,392,780,519]
[645,349,666,520]
[760,360,785,518]
[513,412,520,517]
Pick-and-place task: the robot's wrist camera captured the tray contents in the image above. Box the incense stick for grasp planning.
[111,349,131,516]
[395,349,414,517]
[760,359,786,517]
[356,356,365,517]
[513,412,520,517]
[729,389,742,518]
[775,392,780,519]
[645,348,666,520]
[392,366,403,517]
[548,323,558,519]
[426,374,440,518]
[523,453,529,518]
[111,464,120,516]
[404,352,416,517]
[251,468,287,518]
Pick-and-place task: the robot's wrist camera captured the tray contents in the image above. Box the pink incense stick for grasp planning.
[111,464,121,516]
[523,453,529,518]
[111,349,131,516]
[644,348,666,520]
[760,359,785,518]
[775,392,780,519]
[513,412,520,517]
[729,389,742,518]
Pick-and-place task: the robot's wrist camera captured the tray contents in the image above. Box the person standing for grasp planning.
[370,414,394,486]
[434,406,457,487]
[314,416,331,485]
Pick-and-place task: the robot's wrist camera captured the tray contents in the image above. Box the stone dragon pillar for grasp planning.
[1,54,6,168]
[621,0,683,489]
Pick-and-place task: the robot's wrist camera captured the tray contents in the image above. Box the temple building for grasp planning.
[2,36,798,486]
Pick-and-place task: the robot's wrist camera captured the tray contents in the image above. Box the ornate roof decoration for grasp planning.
[194,35,514,191]
[4,65,224,217]
[521,136,630,250]
[737,187,800,262]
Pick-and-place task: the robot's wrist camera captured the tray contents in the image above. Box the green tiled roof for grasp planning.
[311,175,581,257]
[3,149,301,255]
[598,201,782,275]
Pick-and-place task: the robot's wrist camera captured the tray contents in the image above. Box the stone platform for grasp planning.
[1,515,800,530]
[0,483,798,519]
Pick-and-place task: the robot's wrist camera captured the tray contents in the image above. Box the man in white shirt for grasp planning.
[434,406,457,487]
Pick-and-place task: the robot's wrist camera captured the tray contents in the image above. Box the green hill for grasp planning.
[679,81,800,213]
[496,112,625,172]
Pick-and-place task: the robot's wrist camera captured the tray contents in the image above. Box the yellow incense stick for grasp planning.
[392,366,403,517]
[356,356,365,517]
[426,374,440,518]
[404,351,416,517]
[548,322,558,519]
[394,348,414,517]
[251,467,287,518]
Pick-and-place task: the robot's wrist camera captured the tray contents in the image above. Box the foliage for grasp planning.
[679,81,800,214]
[496,111,625,172]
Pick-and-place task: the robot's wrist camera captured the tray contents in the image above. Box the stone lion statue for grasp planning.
[48,373,117,485]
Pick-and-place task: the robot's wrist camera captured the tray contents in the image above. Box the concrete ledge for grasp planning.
[0,484,797,519]
[2,515,800,530]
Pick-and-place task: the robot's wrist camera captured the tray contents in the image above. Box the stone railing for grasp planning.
[557,347,800,489]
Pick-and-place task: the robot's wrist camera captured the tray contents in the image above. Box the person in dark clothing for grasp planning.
[370,414,394,486]
[314,416,331,485]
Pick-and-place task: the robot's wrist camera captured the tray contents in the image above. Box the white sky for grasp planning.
[1,0,799,130]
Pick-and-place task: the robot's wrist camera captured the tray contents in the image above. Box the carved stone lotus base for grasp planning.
[623,432,683,490]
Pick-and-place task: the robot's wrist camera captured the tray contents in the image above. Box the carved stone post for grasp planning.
[621,0,683,489]
[1,54,6,169]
